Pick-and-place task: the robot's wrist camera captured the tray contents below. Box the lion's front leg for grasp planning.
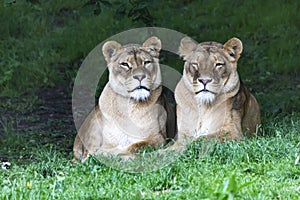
[72,106,103,162]
[93,145,137,161]
[72,134,90,163]
[72,131,103,163]
[198,122,243,142]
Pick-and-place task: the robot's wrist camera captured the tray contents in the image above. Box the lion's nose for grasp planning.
[198,78,212,85]
[133,74,146,81]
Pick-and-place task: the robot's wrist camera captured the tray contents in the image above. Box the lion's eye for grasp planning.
[144,60,151,65]
[191,63,198,69]
[189,63,199,74]
[120,62,131,69]
[191,63,198,67]
[215,62,225,69]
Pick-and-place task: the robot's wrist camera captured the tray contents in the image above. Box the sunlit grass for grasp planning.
[1,114,299,199]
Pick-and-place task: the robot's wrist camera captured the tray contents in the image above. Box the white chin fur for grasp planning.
[130,89,151,101]
[195,92,215,105]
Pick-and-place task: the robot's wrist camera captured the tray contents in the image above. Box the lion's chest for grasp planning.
[99,89,166,149]
[102,107,166,149]
[194,104,228,137]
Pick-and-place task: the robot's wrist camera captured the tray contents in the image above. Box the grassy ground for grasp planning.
[1,114,300,199]
[1,0,300,199]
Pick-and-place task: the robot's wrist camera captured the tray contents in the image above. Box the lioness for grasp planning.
[72,37,175,162]
[175,37,261,141]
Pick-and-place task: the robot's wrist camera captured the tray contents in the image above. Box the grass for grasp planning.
[1,0,300,199]
[1,113,300,199]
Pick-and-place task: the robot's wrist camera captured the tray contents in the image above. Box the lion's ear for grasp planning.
[102,41,122,63]
[179,37,198,59]
[223,37,243,62]
[142,36,161,57]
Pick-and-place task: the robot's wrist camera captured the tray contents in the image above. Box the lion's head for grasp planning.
[179,37,243,105]
[102,37,162,102]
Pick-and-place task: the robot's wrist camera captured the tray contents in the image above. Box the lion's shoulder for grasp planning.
[231,81,250,113]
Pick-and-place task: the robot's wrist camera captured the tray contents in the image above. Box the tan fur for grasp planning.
[175,37,261,142]
[72,37,175,162]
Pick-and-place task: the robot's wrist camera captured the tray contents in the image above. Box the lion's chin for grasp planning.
[195,92,216,105]
[130,89,151,102]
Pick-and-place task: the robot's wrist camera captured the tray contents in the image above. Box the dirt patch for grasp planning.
[0,87,77,162]
[1,88,74,132]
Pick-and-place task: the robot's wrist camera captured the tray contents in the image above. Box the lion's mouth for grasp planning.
[129,85,150,92]
[129,85,151,102]
[195,89,216,95]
